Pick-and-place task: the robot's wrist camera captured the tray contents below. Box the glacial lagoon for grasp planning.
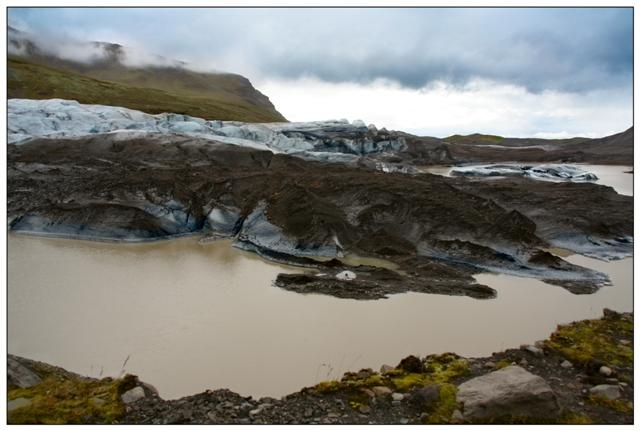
[8,232,632,400]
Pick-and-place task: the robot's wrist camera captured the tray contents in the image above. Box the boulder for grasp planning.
[599,366,613,377]
[457,365,560,420]
[8,357,42,388]
[409,384,440,407]
[8,397,32,412]
[371,386,393,396]
[121,386,146,404]
[589,384,621,400]
[391,392,404,401]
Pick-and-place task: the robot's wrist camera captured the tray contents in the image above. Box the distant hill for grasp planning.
[437,128,633,165]
[7,27,286,123]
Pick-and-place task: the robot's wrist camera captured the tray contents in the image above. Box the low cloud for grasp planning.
[9,26,184,69]
[8,8,632,94]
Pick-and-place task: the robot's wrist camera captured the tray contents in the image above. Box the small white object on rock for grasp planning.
[599,366,613,376]
[391,392,404,401]
[336,270,356,281]
[589,384,621,400]
[560,360,573,369]
[121,386,146,404]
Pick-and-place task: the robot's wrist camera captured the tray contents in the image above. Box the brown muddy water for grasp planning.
[422,164,633,196]
[8,234,632,400]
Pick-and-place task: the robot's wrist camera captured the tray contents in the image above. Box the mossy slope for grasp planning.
[8,57,286,123]
[8,373,138,424]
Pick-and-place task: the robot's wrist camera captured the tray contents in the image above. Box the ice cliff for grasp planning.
[8,99,406,160]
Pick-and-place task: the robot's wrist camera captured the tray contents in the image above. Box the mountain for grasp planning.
[7,27,286,123]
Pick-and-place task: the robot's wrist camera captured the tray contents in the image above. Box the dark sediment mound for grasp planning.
[8,133,631,298]
[8,311,633,424]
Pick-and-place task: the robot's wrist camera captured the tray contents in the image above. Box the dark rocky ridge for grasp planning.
[8,133,631,298]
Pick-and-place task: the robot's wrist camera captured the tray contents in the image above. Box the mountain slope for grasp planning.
[7,27,286,123]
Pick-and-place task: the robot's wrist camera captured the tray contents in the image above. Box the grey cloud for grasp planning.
[8,8,632,93]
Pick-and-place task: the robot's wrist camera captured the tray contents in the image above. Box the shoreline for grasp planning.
[8,310,633,424]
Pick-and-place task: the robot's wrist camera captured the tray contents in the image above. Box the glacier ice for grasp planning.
[8,99,406,161]
[450,164,598,183]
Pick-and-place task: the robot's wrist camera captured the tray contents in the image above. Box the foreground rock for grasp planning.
[7,310,633,424]
[457,365,560,420]
[8,132,631,299]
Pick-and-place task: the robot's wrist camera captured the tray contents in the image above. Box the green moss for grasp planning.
[8,374,136,424]
[560,411,593,425]
[349,400,364,410]
[391,373,426,391]
[587,395,633,414]
[423,383,458,424]
[423,353,470,382]
[8,58,286,123]
[362,374,384,386]
[390,354,469,391]
[495,359,513,370]
[313,380,343,394]
[544,313,633,368]
[313,371,387,394]
[465,412,593,425]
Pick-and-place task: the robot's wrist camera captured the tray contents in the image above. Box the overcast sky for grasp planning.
[8,7,633,138]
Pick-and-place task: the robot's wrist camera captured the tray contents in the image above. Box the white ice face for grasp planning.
[450,164,598,183]
[8,99,405,161]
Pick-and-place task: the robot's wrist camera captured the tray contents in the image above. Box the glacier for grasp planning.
[8,98,406,161]
[450,164,598,182]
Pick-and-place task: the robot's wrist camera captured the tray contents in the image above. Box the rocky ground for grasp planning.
[8,133,632,300]
[7,309,633,424]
